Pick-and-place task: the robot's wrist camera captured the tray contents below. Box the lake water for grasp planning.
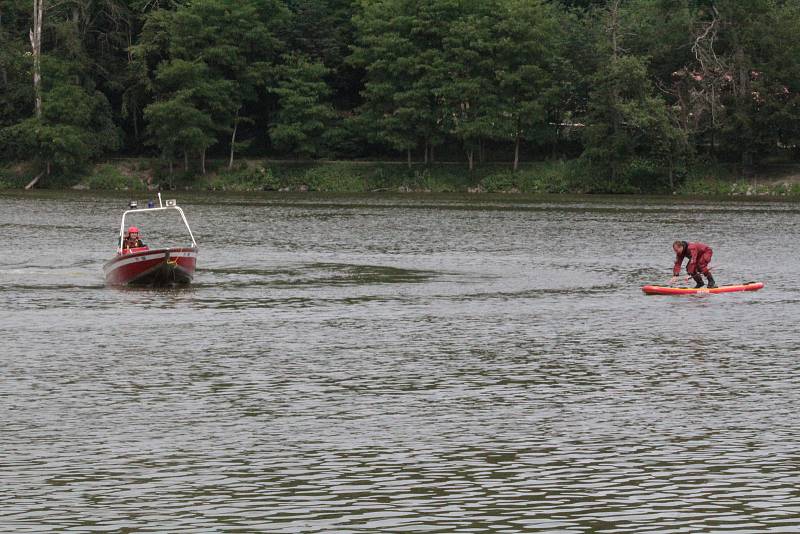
[1,191,799,532]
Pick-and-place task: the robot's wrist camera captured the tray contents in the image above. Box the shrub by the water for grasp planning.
[2,157,800,196]
[302,165,366,192]
[479,161,578,193]
[83,164,146,191]
[203,164,280,191]
[0,165,28,188]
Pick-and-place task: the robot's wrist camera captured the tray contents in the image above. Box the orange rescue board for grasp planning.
[642,282,764,295]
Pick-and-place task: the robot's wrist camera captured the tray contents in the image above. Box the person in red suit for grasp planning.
[122,226,146,251]
[671,240,717,288]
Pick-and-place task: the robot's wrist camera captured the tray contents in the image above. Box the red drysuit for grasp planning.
[673,241,713,276]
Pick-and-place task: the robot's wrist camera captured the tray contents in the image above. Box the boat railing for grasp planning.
[117,193,197,252]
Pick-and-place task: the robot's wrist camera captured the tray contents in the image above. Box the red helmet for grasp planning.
[127,226,139,234]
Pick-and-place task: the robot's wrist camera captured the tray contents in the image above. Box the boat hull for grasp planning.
[104,247,198,287]
[642,282,764,295]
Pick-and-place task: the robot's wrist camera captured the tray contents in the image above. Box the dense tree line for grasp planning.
[2,0,800,187]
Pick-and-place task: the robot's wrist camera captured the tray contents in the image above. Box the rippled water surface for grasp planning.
[2,191,800,532]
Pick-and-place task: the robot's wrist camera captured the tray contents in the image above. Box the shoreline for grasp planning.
[3,158,800,197]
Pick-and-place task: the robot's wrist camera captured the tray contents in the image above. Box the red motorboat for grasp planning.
[104,195,198,287]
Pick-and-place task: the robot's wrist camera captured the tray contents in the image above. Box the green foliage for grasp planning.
[582,51,681,185]
[302,166,366,192]
[622,158,666,191]
[672,175,798,197]
[268,162,375,192]
[403,168,465,193]
[0,45,120,175]
[1,119,92,173]
[480,172,518,193]
[493,0,569,150]
[350,0,427,153]
[0,6,34,128]
[5,157,799,195]
[673,162,780,196]
[203,165,279,191]
[442,5,502,158]
[0,163,36,189]
[284,0,362,109]
[479,161,578,193]
[267,162,477,192]
[82,164,147,190]
[142,59,230,166]
[269,53,337,157]
[4,0,800,191]
[135,0,287,169]
[144,95,215,161]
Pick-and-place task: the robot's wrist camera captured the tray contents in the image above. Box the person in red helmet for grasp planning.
[122,226,146,251]
[670,240,717,288]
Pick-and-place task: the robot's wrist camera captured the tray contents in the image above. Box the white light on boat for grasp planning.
[166,199,177,207]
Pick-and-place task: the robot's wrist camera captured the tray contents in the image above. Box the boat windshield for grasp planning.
[118,204,197,252]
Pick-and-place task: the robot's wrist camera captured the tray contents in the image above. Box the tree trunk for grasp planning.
[25,171,44,190]
[467,149,474,171]
[127,28,133,63]
[201,149,206,175]
[228,111,239,170]
[608,0,622,178]
[710,85,716,157]
[668,159,674,190]
[609,0,621,59]
[423,141,428,164]
[132,98,139,140]
[30,0,44,119]
[184,152,188,171]
[407,148,411,168]
[430,144,435,164]
[552,118,560,159]
[24,3,46,194]
[735,45,753,170]
[513,135,520,172]
[127,29,138,140]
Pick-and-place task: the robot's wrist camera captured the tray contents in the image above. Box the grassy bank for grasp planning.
[3,158,800,197]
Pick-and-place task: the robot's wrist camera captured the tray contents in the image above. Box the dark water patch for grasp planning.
[296,263,436,286]
[200,266,305,277]
[200,263,436,288]
[0,284,107,292]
